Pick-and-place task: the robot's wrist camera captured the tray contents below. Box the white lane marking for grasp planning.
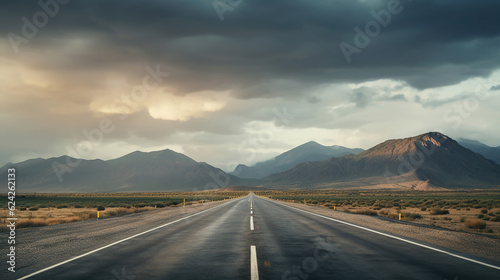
[251,210,253,214]
[17,199,243,280]
[250,245,259,280]
[250,215,254,231]
[275,200,500,271]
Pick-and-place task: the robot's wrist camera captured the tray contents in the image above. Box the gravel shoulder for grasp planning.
[266,197,500,263]
[0,200,229,278]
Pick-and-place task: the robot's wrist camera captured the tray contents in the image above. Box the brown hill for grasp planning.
[263,132,500,189]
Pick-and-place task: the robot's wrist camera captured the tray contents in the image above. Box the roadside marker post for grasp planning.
[183,198,186,208]
[97,211,99,220]
[399,213,401,221]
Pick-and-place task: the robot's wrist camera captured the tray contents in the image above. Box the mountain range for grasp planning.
[231,141,363,178]
[2,132,499,192]
[263,132,500,190]
[457,138,500,165]
[0,149,243,192]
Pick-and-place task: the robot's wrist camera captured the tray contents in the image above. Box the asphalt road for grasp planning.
[6,193,500,279]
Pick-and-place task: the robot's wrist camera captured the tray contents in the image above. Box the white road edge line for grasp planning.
[250,245,259,280]
[276,200,500,271]
[250,215,254,231]
[17,198,241,280]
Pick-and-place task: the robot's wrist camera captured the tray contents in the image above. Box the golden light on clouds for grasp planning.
[89,88,231,121]
[148,90,231,121]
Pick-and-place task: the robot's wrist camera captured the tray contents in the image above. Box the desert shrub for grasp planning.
[379,210,386,215]
[410,213,422,219]
[74,205,84,208]
[430,209,449,215]
[19,207,27,211]
[444,217,452,221]
[460,217,466,222]
[388,213,399,219]
[29,207,39,211]
[97,206,105,211]
[477,214,485,219]
[420,207,427,211]
[352,209,378,216]
[464,219,487,229]
[57,205,69,209]
[480,208,488,214]
[490,216,500,222]
[17,219,48,228]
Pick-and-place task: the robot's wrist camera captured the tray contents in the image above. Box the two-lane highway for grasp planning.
[11,193,500,279]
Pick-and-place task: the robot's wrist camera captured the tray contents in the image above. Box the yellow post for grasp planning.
[334,206,336,210]
[183,198,185,207]
[97,211,99,219]
[399,213,401,221]
[155,205,156,209]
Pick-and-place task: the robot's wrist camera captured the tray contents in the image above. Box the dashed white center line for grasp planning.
[250,215,254,231]
[250,210,253,214]
[250,245,259,280]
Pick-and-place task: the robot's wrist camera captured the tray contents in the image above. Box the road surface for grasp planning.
[5,193,500,279]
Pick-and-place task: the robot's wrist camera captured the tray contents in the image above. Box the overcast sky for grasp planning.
[1,0,499,171]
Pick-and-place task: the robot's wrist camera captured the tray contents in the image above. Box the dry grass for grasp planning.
[104,207,152,217]
[465,219,487,229]
[1,206,155,230]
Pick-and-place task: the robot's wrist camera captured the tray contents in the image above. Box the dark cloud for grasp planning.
[1,0,499,96]
[350,88,375,108]
[491,85,500,91]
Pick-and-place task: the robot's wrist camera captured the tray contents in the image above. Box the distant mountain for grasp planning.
[264,132,500,190]
[457,138,500,164]
[231,141,363,178]
[0,149,244,193]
